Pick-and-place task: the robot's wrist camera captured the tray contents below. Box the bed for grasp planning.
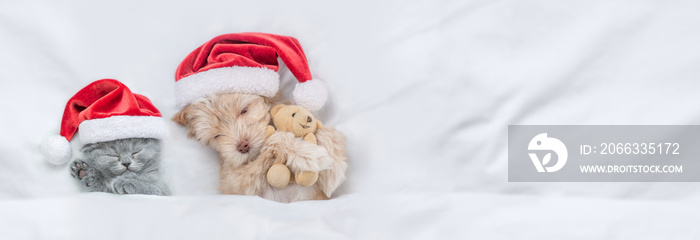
[2,0,700,238]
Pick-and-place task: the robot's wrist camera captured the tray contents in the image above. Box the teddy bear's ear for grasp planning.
[270,104,286,117]
[316,119,323,129]
[172,107,189,125]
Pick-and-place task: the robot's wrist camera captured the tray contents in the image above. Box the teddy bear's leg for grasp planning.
[295,171,319,187]
[266,149,291,189]
[303,133,317,144]
[265,125,276,139]
[267,163,291,189]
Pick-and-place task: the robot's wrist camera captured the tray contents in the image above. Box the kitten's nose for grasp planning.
[307,116,312,123]
[122,162,131,168]
[237,140,250,154]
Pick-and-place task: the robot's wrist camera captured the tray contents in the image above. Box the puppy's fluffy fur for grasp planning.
[173,93,347,202]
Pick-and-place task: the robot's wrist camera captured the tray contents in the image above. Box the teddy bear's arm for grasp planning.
[265,125,276,139]
[303,133,317,144]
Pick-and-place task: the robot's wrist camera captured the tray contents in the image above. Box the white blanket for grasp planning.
[2,0,700,238]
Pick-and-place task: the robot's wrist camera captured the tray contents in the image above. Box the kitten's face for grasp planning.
[172,92,271,167]
[82,138,161,176]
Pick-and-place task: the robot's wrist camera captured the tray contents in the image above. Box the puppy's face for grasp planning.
[173,93,271,166]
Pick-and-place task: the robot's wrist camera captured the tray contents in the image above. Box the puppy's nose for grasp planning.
[236,140,250,154]
[307,116,312,123]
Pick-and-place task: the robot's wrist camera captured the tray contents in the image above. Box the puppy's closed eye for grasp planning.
[240,106,248,115]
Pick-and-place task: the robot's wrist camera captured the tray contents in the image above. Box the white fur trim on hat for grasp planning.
[293,79,327,111]
[78,116,167,145]
[175,66,280,108]
[41,135,72,165]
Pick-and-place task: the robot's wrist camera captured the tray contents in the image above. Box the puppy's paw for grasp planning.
[295,171,318,187]
[267,163,291,189]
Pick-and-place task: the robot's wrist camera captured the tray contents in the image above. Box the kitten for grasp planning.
[69,138,170,196]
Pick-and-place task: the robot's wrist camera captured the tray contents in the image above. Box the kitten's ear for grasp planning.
[172,107,189,125]
[81,143,98,154]
[270,104,285,117]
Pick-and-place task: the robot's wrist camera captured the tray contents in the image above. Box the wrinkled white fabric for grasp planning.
[2,0,700,238]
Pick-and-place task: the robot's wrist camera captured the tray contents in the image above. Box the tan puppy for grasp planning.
[173,92,347,202]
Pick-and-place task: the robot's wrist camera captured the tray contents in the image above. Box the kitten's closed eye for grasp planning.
[94,155,119,167]
[102,155,119,161]
[131,150,142,157]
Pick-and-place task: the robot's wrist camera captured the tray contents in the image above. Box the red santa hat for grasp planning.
[175,32,327,111]
[41,79,167,165]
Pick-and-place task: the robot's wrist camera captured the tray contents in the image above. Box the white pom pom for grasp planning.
[293,79,328,111]
[41,135,72,165]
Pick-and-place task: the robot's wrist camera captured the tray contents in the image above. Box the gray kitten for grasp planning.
[69,138,170,195]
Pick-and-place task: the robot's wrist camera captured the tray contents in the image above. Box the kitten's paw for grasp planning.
[114,181,138,194]
[71,160,100,188]
[70,160,89,180]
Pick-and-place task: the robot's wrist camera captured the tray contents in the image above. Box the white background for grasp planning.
[1,0,700,239]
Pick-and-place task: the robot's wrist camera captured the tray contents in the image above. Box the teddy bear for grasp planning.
[264,104,324,188]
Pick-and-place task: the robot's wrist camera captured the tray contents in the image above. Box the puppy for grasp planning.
[173,92,347,202]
